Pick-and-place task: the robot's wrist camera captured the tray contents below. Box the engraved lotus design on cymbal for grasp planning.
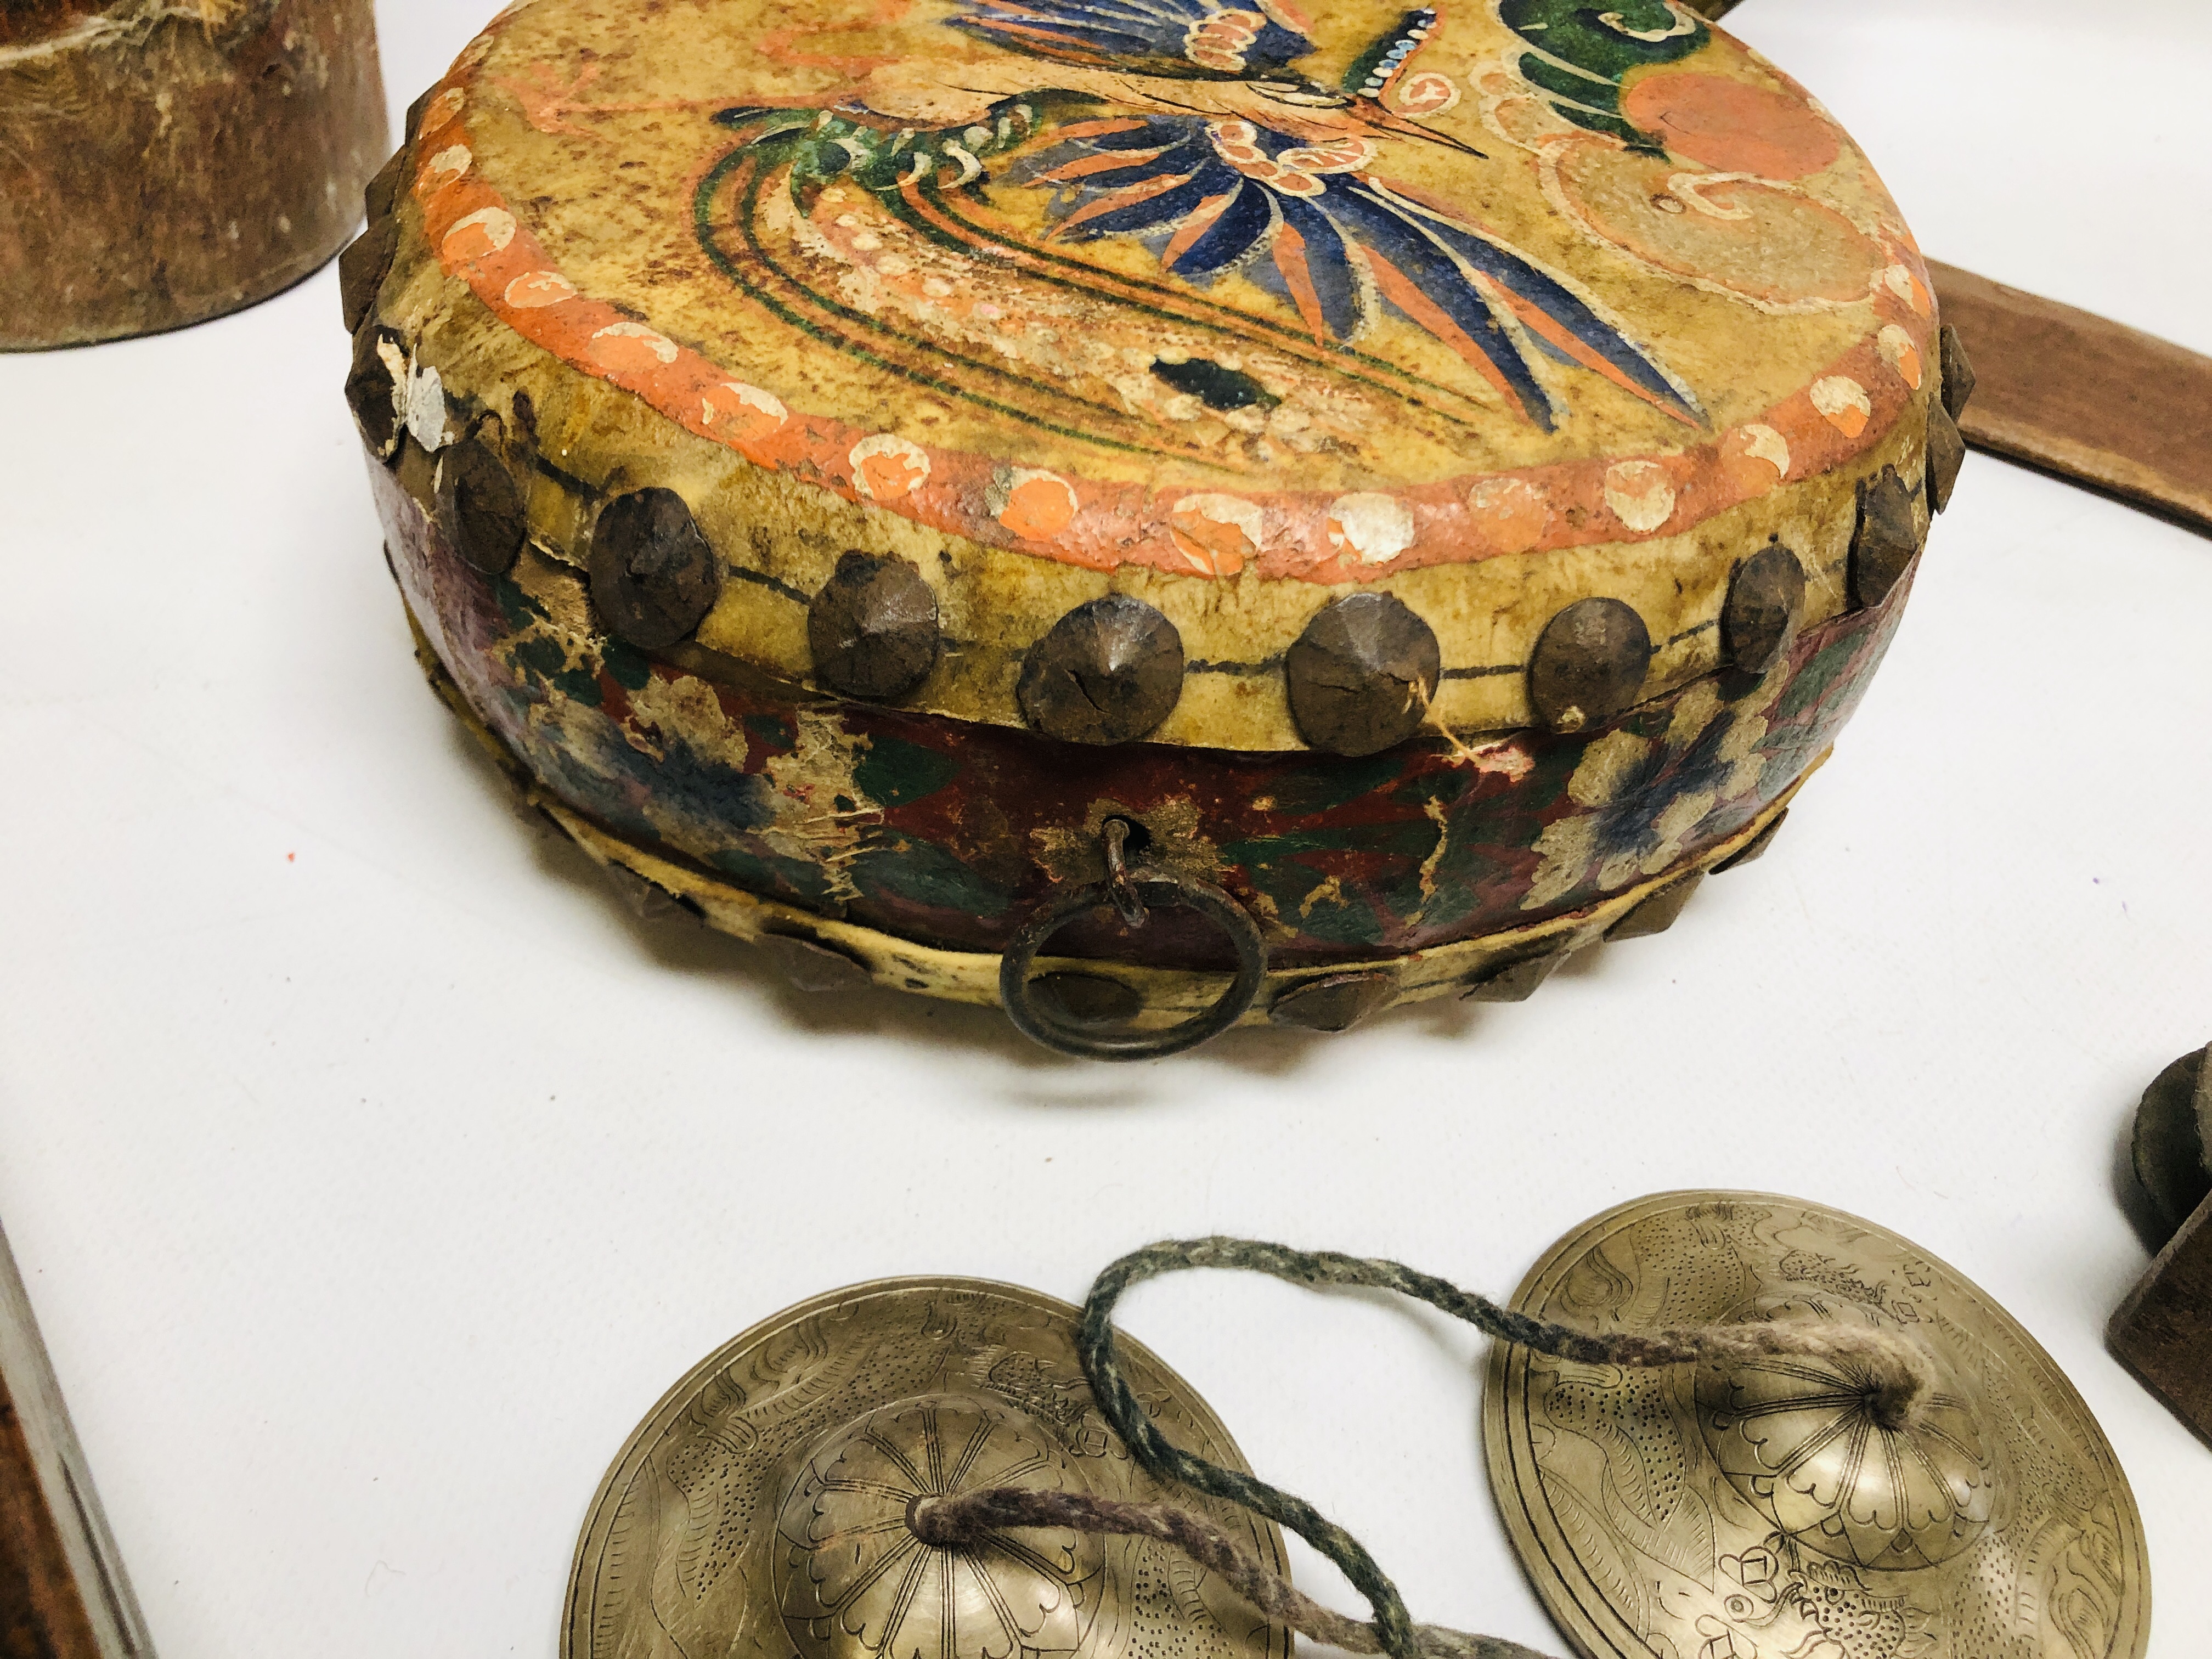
[569,1282,1289,1659]
[1696,1300,2000,1572]
[1487,1197,2147,1659]
[777,1395,1109,1659]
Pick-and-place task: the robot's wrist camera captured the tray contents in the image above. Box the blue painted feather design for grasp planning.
[732,0,1705,431]
[1013,112,1701,430]
[951,0,1318,79]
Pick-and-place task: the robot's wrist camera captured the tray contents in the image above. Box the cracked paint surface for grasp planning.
[377,462,1904,970]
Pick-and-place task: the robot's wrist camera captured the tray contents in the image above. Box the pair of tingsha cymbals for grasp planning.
[567,1196,2148,1659]
[350,0,1967,1058]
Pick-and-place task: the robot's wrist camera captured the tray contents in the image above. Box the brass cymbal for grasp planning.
[1484,1193,2149,1659]
[565,1277,1293,1659]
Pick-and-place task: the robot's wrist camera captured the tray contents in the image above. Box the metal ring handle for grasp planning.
[998,866,1269,1061]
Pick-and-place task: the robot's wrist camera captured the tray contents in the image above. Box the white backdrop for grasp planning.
[2,1,2208,1655]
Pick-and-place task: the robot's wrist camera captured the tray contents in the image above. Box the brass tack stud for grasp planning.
[1528,597,1652,734]
[2128,1043,2212,1242]
[1926,400,1967,515]
[1607,872,1705,941]
[1721,543,1807,676]
[1711,809,1788,874]
[1284,592,1442,758]
[1849,466,1922,610]
[1462,948,1570,1004]
[404,85,437,143]
[1939,323,1976,420]
[1016,595,1184,745]
[759,933,873,994]
[807,552,941,702]
[588,488,723,650]
[345,324,404,461]
[602,863,693,926]
[338,212,399,337]
[362,143,410,229]
[1268,970,1396,1032]
[435,436,528,577]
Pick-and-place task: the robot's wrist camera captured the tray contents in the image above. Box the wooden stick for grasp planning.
[1928,261,2212,537]
[0,1221,152,1658]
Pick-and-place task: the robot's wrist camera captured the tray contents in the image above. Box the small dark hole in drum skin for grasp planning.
[1107,817,1154,862]
[1149,358,1280,412]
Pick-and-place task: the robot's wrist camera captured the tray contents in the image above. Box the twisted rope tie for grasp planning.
[910,1238,1937,1659]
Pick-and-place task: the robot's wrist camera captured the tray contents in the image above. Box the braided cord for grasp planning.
[909,1488,1554,1659]
[1073,1237,1936,1659]
[1076,1240,1538,1659]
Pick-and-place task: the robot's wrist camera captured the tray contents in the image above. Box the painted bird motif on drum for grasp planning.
[723,0,1704,433]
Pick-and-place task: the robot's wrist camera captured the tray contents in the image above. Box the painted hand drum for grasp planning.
[350,0,1963,1058]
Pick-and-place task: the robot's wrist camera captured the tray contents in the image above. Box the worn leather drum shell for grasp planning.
[376,454,1905,981]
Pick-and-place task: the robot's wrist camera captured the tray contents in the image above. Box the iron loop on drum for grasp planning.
[1101,816,1148,930]
[999,857,1268,1062]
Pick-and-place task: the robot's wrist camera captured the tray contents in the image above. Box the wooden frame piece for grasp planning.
[1928,262,2212,537]
[0,1222,151,1658]
[2113,1043,2212,1448]
[2111,1188,2212,1449]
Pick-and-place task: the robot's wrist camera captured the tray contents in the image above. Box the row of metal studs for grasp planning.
[341,91,1970,764]
[407,426,1940,757]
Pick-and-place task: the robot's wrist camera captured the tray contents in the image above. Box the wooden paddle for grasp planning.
[1928,263,2212,537]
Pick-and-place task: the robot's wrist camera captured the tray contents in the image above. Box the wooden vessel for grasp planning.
[1,0,387,350]
[353,0,1959,1056]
